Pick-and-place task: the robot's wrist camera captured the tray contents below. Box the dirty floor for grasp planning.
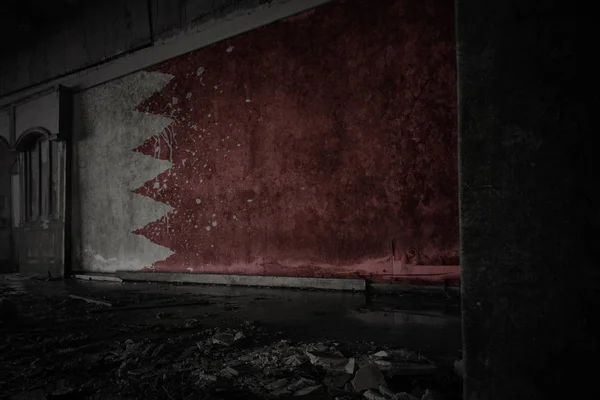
[0,274,462,400]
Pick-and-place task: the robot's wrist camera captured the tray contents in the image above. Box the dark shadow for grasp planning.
[0,137,16,272]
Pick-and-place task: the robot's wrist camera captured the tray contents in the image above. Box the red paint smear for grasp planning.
[133,0,459,285]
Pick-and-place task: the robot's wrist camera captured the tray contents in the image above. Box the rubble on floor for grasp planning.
[0,278,462,399]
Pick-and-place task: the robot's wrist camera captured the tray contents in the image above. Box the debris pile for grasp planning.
[0,278,461,399]
[71,326,443,399]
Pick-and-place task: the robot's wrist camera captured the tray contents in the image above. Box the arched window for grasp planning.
[15,128,60,223]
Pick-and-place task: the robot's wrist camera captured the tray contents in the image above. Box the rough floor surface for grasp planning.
[0,275,462,399]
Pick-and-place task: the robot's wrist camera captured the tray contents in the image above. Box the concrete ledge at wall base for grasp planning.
[116,272,366,292]
[368,283,461,297]
[72,273,123,283]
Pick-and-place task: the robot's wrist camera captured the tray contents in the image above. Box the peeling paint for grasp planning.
[77,0,458,284]
[75,71,175,272]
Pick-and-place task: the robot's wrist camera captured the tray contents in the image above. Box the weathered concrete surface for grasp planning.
[72,71,176,272]
[73,273,124,283]
[0,0,152,96]
[0,0,333,109]
[0,109,9,144]
[117,271,366,291]
[129,0,458,283]
[14,92,60,139]
[458,0,596,398]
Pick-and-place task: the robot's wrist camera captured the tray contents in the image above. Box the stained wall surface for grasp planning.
[74,0,458,284]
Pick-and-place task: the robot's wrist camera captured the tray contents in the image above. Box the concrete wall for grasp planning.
[458,0,596,397]
[14,92,61,140]
[73,72,174,273]
[73,0,459,284]
[0,0,151,96]
[0,0,331,98]
[0,110,10,146]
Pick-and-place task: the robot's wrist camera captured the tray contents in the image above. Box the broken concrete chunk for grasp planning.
[284,354,308,367]
[306,350,348,371]
[185,318,200,328]
[210,330,245,346]
[294,385,321,396]
[305,342,330,353]
[211,332,237,346]
[352,364,387,392]
[117,360,132,377]
[345,357,356,374]
[395,392,421,400]
[172,362,194,372]
[287,377,316,392]
[220,366,239,377]
[151,343,166,357]
[265,378,289,390]
[141,343,156,357]
[373,359,394,371]
[364,389,387,400]
[128,366,154,377]
[194,371,217,383]
[373,351,390,358]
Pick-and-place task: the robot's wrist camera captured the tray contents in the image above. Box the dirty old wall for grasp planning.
[74,0,458,284]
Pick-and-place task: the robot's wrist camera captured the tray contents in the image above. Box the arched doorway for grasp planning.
[0,137,15,272]
[14,127,67,278]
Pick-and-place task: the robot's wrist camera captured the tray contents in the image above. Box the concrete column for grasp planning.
[457,1,596,399]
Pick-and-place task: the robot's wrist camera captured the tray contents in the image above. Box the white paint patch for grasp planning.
[186,92,192,99]
[205,226,211,231]
[226,46,234,53]
[245,98,251,103]
[75,70,175,272]
[197,67,205,75]
[212,221,217,227]
[196,199,201,204]
[187,267,194,272]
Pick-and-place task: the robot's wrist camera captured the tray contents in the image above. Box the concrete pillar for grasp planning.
[457,1,596,399]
